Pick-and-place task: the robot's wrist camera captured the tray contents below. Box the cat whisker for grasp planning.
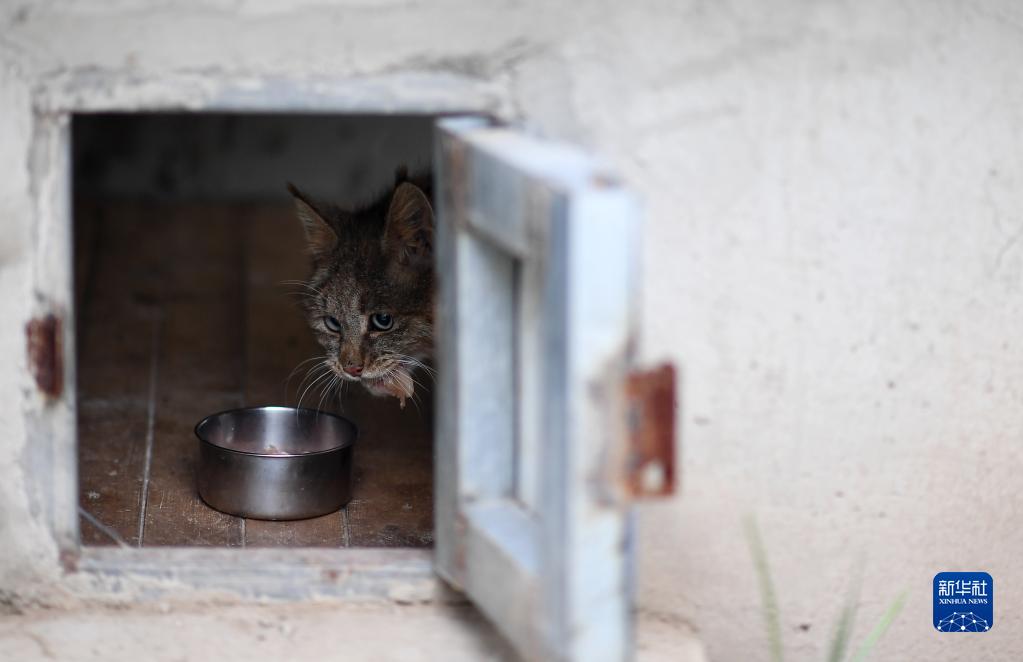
[407,389,424,417]
[372,364,428,414]
[297,365,334,411]
[293,362,330,402]
[315,371,342,415]
[396,359,435,377]
[408,372,428,393]
[295,368,326,410]
[394,361,436,385]
[392,354,437,380]
[278,280,327,299]
[392,352,433,369]
[335,378,348,414]
[284,355,327,395]
[389,368,425,418]
[282,292,321,302]
[328,374,345,415]
[279,279,324,290]
[390,365,429,393]
[298,370,331,411]
[390,356,432,374]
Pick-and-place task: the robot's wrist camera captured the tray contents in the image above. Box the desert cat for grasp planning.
[288,169,434,407]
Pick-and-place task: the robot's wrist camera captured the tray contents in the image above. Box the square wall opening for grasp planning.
[73,113,437,549]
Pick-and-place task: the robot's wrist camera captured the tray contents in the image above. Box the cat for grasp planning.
[288,168,434,407]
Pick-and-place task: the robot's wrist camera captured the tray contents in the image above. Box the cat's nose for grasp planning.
[343,365,364,376]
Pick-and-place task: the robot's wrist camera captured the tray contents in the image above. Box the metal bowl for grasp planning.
[195,406,357,521]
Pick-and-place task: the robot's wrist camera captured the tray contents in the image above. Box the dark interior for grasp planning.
[74,113,436,547]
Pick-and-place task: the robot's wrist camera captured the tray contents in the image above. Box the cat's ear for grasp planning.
[383,182,434,271]
[287,183,337,258]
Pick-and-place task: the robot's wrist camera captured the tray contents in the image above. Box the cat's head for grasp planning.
[288,174,434,400]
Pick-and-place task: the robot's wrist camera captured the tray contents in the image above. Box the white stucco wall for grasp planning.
[1,1,1021,659]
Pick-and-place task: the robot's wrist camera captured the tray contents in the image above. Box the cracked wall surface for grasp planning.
[2,1,1023,659]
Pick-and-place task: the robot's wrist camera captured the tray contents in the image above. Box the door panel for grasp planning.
[434,117,640,662]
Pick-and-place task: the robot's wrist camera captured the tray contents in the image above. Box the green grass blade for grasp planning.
[826,558,864,662]
[848,591,907,662]
[743,515,785,662]
[826,594,857,662]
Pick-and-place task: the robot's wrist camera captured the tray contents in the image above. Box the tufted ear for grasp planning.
[383,182,434,271]
[287,182,337,259]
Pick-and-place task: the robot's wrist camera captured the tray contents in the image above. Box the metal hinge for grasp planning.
[26,314,63,398]
[624,364,677,498]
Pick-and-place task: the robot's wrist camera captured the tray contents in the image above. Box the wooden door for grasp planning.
[433,117,645,661]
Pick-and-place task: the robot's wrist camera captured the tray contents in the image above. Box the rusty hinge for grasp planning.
[624,364,677,498]
[26,314,63,398]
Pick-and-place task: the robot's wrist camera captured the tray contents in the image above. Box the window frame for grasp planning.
[24,74,499,601]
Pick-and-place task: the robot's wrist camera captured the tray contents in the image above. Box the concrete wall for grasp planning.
[2,1,1021,660]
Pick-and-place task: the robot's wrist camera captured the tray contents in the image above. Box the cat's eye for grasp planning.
[370,313,394,332]
[324,316,342,333]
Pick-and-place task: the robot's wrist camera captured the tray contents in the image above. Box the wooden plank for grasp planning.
[240,205,345,547]
[433,121,546,650]
[237,205,315,408]
[78,398,148,546]
[83,201,433,548]
[433,118,473,584]
[242,512,347,548]
[539,189,638,661]
[141,204,244,546]
[342,384,435,547]
[76,201,158,547]
[462,501,541,659]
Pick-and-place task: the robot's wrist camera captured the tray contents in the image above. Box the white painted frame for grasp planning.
[434,118,641,661]
[23,73,503,603]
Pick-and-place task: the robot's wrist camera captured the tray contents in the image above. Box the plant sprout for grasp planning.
[743,515,906,662]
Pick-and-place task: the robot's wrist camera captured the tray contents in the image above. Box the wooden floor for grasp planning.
[75,201,434,548]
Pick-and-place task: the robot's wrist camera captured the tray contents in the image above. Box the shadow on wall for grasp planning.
[72,113,436,205]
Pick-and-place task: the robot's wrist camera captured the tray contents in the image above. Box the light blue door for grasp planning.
[433,117,645,661]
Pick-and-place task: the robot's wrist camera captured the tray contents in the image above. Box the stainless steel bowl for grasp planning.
[195,406,357,520]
